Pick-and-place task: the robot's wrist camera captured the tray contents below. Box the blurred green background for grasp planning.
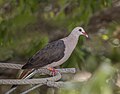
[0,0,120,94]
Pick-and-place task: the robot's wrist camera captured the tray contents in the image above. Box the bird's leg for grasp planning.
[47,67,58,76]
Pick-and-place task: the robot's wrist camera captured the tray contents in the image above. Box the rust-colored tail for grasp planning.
[11,69,35,89]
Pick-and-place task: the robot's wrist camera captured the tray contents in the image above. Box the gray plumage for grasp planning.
[22,40,65,69]
[11,27,88,89]
[22,27,88,69]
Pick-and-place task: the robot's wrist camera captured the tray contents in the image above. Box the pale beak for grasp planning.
[82,32,88,38]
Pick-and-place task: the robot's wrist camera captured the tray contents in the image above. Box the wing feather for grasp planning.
[22,40,65,69]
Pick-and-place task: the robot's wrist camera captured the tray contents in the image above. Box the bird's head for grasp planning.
[72,27,88,38]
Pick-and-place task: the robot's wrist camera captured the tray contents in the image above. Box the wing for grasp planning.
[22,40,65,69]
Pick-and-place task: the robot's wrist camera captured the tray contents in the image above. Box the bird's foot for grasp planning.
[47,67,58,76]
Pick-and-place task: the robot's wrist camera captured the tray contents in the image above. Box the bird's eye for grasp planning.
[79,29,82,32]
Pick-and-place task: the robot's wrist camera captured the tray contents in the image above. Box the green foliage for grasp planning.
[0,0,120,94]
[59,62,115,94]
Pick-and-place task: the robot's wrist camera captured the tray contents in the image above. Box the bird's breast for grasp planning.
[46,37,78,68]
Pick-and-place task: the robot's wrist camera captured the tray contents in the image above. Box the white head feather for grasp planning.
[71,27,88,38]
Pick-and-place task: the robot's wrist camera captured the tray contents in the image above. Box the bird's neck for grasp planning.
[64,31,79,49]
[68,31,80,40]
[61,31,80,50]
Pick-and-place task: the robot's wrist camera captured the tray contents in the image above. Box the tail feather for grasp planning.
[19,69,34,79]
[22,63,33,69]
[11,85,17,89]
[11,69,35,89]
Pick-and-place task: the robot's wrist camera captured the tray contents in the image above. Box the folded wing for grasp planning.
[22,40,65,69]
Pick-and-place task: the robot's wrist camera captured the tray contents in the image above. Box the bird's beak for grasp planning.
[82,32,88,38]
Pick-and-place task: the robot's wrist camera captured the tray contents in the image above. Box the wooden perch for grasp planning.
[0,62,76,94]
[0,62,120,94]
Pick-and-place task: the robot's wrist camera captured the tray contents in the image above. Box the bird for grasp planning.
[11,27,88,88]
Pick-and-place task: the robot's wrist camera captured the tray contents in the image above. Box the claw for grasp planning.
[47,68,58,76]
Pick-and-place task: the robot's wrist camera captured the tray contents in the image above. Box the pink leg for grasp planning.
[47,67,58,76]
